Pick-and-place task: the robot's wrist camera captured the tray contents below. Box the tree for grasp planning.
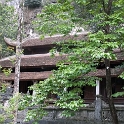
[21,0,124,124]
[0,1,23,123]
[13,0,24,123]
[0,1,18,123]
[0,2,17,58]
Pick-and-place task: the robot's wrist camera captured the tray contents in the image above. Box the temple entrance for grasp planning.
[19,81,33,95]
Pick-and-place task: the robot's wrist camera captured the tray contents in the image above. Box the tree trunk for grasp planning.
[105,58,118,124]
[13,0,23,123]
[104,1,118,123]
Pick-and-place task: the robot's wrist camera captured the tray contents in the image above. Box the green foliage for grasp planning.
[2,68,12,76]
[112,90,124,97]
[0,83,8,93]
[21,0,124,121]
[8,93,22,113]
[112,71,124,97]
[19,83,48,122]
[24,0,42,8]
[0,3,17,58]
[0,93,23,124]
[34,1,75,35]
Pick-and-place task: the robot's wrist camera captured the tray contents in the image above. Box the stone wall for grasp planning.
[24,120,124,124]
[0,87,124,124]
[16,96,124,124]
[0,87,13,124]
[0,87,13,104]
[17,105,124,124]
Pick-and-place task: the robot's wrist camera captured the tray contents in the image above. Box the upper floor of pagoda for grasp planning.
[4,32,88,55]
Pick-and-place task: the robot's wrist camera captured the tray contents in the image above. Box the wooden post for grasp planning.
[96,80,100,98]
[95,80,102,123]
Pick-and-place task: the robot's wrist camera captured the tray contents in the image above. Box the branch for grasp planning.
[102,0,106,13]
[107,0,113,15]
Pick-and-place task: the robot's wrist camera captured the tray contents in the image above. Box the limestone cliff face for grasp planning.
[23,0,56,37]
[6,0,56,37]
[23,7,42,37]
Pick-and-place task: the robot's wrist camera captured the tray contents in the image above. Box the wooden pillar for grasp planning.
[95,80,102,123]
[32,80,37,96]
[96,80,100,99]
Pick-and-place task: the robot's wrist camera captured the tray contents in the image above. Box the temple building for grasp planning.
[0,32,124,105]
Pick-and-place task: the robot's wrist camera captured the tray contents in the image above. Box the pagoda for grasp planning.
[0,32,124,104]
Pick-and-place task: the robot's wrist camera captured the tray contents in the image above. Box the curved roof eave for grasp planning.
[0,71,52,81]
[0,53,68,68]
[4,37,17,47]
[0,68,123,81]
[4,32,88,48]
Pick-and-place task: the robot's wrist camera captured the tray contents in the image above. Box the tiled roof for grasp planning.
[88,68,124,77]
[0,68,123,81]
[0,50,124,68]
[0,71,52,81]
[0,53,67,68]
[4,32,88,48]
[115,50,124,61]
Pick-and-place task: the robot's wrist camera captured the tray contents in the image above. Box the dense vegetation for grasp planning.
[0,2,18,123]
[0,2,17,58]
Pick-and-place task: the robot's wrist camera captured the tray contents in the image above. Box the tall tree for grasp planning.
[0,1,18,123]
[21,0,124,124]
[13,0,24,123]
